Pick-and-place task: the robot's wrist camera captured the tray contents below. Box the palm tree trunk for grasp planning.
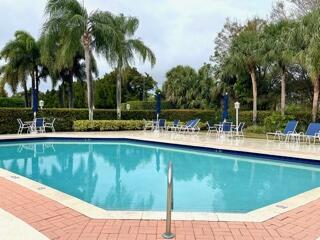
[116,68,122,120]
[249,69,258,124]
[31,71,35,109]
[280,67,286,116]
[22,79,29,107]
[67,73,74,109]
[312,75,320,122]
[83,33,93,120]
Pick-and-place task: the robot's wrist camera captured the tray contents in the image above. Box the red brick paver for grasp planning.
[1,177,320,240]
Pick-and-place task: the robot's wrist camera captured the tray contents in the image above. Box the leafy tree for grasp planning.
[227,18,266,124]
[0,31,45,107]
[262,20,295,115]
[97,14,156,119]
[94,73,116,109]
[291,9,320,121]
[43,0,119,119]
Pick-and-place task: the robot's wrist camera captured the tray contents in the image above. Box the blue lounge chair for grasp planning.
[167,119,180,131]
[266,120,298,141]
[300,123,320,144]
[186,118,200,133]
[178,120,194,132]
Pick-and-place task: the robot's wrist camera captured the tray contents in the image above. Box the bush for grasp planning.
[73,120,144,131]
[263,112,295,132]
[0,97,25,107]
[121,101,174,110]
[245,125,266,134]
[0,107,315,134]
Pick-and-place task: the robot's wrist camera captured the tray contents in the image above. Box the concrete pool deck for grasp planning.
[1,131,320,239]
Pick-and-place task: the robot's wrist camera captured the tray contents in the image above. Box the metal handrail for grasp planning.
[162,161,175,239]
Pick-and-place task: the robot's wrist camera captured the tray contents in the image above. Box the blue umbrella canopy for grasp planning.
[222,93,229,121]
[32,88,38,116]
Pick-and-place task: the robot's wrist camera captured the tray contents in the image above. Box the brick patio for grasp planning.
[1,177,320,239]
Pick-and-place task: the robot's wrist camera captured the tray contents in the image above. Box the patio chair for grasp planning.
[219,122,233,137]
[232,122,245,138]
[34,118,46,133]
[158,119,166,131]
[143,119,155,131]
[206,121,218,134]
[167,119,180,131]
[45,118,56,132]
[17,119,31,134]
[299,123,320,144]
[266,120,298,141]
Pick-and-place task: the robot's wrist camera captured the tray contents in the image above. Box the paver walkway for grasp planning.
[1,177,320,240]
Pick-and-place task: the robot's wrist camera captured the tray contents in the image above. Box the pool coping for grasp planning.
[0,132,320,222]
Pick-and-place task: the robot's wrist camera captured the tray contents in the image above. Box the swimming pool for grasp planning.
[0,138,319,213]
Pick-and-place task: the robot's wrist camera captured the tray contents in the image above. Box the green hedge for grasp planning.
[74,120,144,131]
[0,97,25,107]
[121,101,174,110]
[0,107,316,134]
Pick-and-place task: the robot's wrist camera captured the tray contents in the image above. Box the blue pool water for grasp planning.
[0,139,319,213]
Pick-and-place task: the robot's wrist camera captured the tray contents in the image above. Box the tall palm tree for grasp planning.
[228,19,266,124]
[43,0,118,120]
[98,14,156,119]
[0,31,42,107]
[262,20,294,116]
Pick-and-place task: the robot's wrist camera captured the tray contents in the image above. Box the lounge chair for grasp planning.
[178,120,195,132]
[181,119,201,133]
[206,121,219,134]
[299,123,320,144]
[167,119,180,131]
[266,120,298,141]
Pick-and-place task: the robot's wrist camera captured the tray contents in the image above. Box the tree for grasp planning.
[98,14,156,119]
[0,31,44,107]
[262,20,295,115]
[227,18,266,124]
[291,9,320,121]
[44,0,118,120]
[0,78,7,97]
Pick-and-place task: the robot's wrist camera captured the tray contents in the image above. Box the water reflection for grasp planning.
[0,141,319,212]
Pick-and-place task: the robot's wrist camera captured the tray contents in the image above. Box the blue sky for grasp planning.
[0,0,274,93]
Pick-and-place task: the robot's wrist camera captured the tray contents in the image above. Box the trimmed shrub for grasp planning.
[0,107,315,134]
[245,125,266,134]
[73,120,144,131]
[0,97,25,107]
[263,112,295,132]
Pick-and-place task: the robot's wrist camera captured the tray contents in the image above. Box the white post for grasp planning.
[234,102,240,136]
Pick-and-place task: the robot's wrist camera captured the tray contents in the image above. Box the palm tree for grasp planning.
[228,19,266,124]
[291,9,320,121]
[43,0,118,120]
[262,20,294,116]
[0,31,42,107]
[98,14,156,119]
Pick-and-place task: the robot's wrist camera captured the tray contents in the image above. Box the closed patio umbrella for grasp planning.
[32,88,38,118]
[156,92,161,121]
[222,93,229,122]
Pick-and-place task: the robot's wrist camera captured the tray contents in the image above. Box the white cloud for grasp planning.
[0,0,274,94]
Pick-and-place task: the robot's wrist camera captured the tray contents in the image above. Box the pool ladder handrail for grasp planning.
[162,161,175,239]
